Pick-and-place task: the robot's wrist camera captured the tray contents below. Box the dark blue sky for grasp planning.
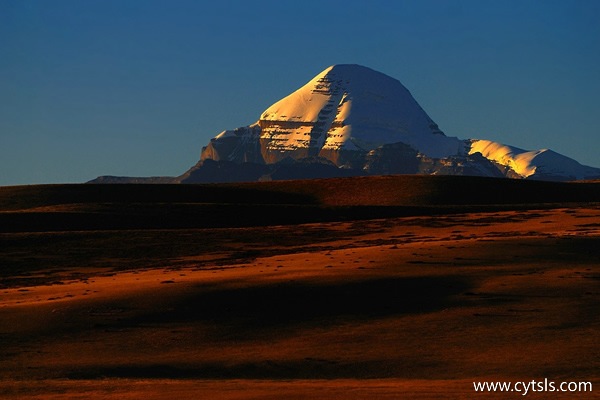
[2,0,599,185]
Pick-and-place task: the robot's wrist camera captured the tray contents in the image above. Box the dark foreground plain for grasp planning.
[1,175,599,399]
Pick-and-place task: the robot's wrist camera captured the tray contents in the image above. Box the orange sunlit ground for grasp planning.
[1,179,599,398]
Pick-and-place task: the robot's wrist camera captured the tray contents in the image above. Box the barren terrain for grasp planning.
[1,176,599,398]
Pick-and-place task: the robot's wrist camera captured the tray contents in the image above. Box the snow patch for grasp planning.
[469,139,591,179]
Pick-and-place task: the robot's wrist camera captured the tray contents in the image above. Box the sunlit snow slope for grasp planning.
[259,64,464,158]
[469,139,600,180]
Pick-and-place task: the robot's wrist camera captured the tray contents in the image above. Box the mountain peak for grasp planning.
[189,65,600,183]
[319,63,394,77]
[253,64,465,161]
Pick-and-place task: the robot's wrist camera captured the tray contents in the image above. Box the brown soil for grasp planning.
[0,177,598,398]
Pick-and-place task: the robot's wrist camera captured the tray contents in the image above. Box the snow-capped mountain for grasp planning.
[91,64,600,183]
[469,139,600,180]
[183,64,599,182]
[200,64,466,168]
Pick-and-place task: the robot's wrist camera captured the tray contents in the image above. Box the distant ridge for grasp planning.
[89,176,176,184]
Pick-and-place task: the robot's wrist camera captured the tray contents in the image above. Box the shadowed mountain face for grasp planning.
[90,65,600,184]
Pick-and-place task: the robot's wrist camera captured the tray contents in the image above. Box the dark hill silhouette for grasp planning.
[1,175,599,232]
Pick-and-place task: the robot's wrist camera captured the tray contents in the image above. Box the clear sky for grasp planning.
[2,0,599,185]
